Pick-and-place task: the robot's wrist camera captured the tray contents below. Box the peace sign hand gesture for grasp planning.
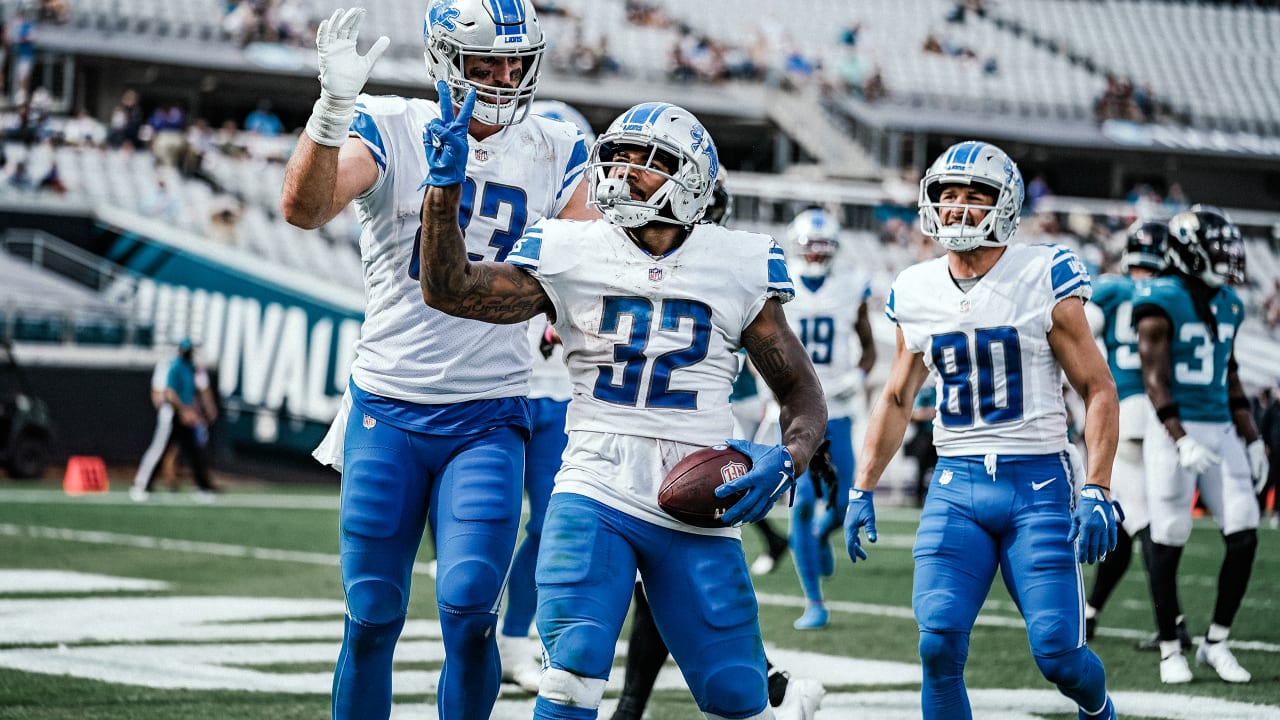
[420,81,476,189]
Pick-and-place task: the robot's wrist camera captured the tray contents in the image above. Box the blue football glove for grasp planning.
[420,80,475,189]
[844,488,877,562]
[715,439,795,526]
[1068,484,1122,565]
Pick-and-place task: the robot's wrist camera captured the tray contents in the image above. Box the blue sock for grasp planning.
[438,610,502,720]
[331,614,404,720]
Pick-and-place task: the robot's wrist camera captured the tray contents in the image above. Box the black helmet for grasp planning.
[1122,220,1168,272]
[1165,204,1245,287]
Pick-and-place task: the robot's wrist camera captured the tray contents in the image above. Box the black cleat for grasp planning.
[1085,616,1097,642]
[1136,618,1192,651]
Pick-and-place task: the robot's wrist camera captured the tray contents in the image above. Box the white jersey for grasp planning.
[888,243,1091,457]
[507,219,793,447]
[527,316,571,401]
[346,94,588,403]
[786,269,871,419]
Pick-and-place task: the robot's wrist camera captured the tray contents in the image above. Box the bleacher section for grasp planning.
[0,141,364,290]
[994,1,1280,135]
[28,0,1278,136]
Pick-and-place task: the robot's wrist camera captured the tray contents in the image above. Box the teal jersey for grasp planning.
[729,350,759,401]
[1090,274,1145,400]
[1132,276,1244,422]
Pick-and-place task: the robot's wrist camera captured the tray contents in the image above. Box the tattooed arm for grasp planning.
[419,184,554,324]
[743,298,827,476]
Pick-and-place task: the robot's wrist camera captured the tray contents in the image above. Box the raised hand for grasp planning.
[421,80,476,188]
[844,488,877,562]
[306,7,390,147]
[316,7,390,101]
[714,439,795,526]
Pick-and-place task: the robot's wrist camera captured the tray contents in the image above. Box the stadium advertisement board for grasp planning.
[96,214,362,458]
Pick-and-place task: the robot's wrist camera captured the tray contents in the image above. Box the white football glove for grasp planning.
[305,7,391,147]
[1246,439,1268,494]
[1175,435,1220,476]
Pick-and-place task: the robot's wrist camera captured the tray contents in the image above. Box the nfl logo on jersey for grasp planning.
[649,267,664,281]
[473,148,490,162]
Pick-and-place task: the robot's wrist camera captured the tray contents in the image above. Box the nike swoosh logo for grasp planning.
[1091,505,1109,528]
[1031,479,1055,491]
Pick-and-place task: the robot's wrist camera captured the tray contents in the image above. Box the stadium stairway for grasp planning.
[765,85,878,180]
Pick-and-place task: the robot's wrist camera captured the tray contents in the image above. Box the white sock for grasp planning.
[1160,639,1183,659]
[1085,604,1098,620]
[1206,623,1230,643]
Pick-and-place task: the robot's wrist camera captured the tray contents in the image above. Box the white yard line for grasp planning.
[4,521,1278,655]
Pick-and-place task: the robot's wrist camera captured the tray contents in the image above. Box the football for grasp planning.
[658,445,753,528]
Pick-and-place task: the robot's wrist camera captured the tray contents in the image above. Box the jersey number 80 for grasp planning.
[931,327,1024,428]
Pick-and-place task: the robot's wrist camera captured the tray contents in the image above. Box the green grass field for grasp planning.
[0,476,1277,719]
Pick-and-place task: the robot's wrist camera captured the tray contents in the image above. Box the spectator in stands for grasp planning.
[8,8,35,105]
[272,0,310,46]
[1026,173,1053,213]
[244,100,283,136]
[839,20,862,47]
[214,118,247,157]
[37,0,70,24]
[208,194,243,245]
[181,117,216,179]
[1095,76,1142,124]
[624,0,671,28]
[62,108,107,146]
[862,63,887,102]
[141,178,180,222]
[1263,279,1280,333]
[107,89,145,148]
[6,160,30,189]
[148,104,188,167]
[0,7,8,101]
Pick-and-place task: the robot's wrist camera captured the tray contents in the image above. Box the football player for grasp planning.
[418,99,828,719]
[1133,205,1264,684]
[846,140,1121,720]
[780,206,877,630]
[496,99,599,694]
[609,175,825,720]
[280,3,596,718]
[1082,221,1192,650]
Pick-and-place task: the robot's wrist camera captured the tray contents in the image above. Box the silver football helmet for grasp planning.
[530,99,594,143]
[423,0,544,126]
[787,207,840,277]
[587,102,720,228]
[918,140,1024,252]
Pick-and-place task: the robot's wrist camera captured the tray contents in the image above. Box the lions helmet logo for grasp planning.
[428,0,460,31]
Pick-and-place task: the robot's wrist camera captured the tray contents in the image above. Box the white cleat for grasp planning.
[498,634,543,693]
[128,487,150,502]
[751,553,778,576]
[509,658,543,694]
[1196,641,1252,683]
[774,677,824,720]
[1160,651,1193,684]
